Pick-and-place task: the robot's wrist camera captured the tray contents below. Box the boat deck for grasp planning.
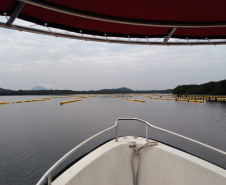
[52,136,226,185]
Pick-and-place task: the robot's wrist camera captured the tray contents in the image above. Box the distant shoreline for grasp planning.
[173,79,226,95]
[1,79,225,96]
[0,89,172,96]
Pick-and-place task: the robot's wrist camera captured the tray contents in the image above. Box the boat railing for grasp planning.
[37,118,226,185]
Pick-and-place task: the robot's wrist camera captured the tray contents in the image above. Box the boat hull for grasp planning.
[52,136,226,185]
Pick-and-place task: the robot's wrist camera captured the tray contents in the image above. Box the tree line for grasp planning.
[172,80,226,95]
[0,89,172,96]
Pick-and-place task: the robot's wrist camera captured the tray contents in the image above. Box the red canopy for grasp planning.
[1,0,226,45]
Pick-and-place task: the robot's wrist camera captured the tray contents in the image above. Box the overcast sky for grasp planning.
[0,19,226,91]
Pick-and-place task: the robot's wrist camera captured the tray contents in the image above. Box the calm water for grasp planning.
[0,95,225,185]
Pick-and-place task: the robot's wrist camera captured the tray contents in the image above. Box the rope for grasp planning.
[130,141,158,185]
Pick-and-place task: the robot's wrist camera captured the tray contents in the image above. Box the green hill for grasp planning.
[173,80,226,95]
[0,87,10,92]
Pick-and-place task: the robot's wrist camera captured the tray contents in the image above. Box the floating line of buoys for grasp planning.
[160,98,172,100]
[196,100,204,103]
[42,98,51,101]
[60,99,81,105]
[119,97,145,103]
[132,94,205,103]
[24,100,34,103]
[188,100,197,102]
[89,95,97,98]
[0,95,98,106]
[132,99,145,103]
[0,102,10,105]
[150,97,159,99]
[72,95,96,99]
[24,98,50,103]
[177,99,186,102]
[175,95,226,102]
[134,94,159,99]
[119,97,133,101]
[16,101,23,103]
[77,96,88,98]
[175,98,205,103]
[108,95,117,98]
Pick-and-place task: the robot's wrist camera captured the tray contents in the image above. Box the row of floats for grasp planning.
[176,95,226,102]
[51,95,96,106]
[0,98,50,105]
[146,95,205,103]
[119,97,145,103]
[59,95,96,106]
[1,94,225,106]
[60,99,81,105]
[0,95,96,106]
[112,94,206,104]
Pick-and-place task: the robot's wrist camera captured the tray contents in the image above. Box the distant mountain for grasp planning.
[99,87,133,92]
[137,89,172,94]
[0,87,10,91]
[31,86,49,90]
[0,86,172,95]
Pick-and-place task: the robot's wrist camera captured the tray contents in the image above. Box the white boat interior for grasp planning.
[52,136,226,185]
[37,118,226,185]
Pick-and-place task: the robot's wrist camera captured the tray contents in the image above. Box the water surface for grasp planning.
[0,95,225,184]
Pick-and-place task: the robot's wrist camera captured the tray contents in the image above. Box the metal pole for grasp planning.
[47,174,51,185]
[115,124,118,142]
[6,2,25,26]
[163,27,177,44]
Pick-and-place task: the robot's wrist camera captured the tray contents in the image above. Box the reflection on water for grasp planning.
[0,95,225,184]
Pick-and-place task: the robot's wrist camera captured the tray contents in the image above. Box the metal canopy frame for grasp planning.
[163,27,177,45]
[18,0,226,28]
[1,0,226,45]
[1,22,226,46]
[6,1,25,26]
[2,21,226,46]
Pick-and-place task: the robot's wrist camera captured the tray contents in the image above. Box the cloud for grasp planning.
[0,23,226,90]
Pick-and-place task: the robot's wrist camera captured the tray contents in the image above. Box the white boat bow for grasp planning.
[37,118,226,185]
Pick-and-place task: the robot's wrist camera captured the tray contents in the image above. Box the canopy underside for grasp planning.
[1,0,226,45]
